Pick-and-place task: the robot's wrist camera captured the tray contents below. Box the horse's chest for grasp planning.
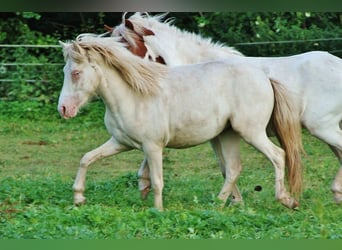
[104,113,144,149]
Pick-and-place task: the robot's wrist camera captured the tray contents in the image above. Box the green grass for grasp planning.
[1,101,342,239]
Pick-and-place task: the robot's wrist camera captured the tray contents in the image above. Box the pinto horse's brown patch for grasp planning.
[107,20,166,65]
[128,36,148,58]
[107,21,149,59]
[155,56,166,64]
[124,20,166,64]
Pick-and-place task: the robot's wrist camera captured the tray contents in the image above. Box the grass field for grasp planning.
[0,101,342,239]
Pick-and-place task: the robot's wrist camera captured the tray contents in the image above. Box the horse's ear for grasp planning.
[59,41,68,49]
[125,19,135,31]
[72,42,87,57]
[142,27,155,36]
[104,24,113,32]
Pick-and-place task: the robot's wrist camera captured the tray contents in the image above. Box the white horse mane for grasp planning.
[125,12,243,56]
[63,36,168,95]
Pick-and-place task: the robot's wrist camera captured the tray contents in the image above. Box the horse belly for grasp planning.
[166,108,229,148]
[166,128,224,148]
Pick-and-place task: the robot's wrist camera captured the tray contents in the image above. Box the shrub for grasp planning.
[0,13,63,103]
[190,12,342,56]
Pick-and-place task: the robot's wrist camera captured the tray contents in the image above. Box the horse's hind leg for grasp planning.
[138,157,151,199]
[308,122,342,203]
[211,131,243,206]
[240,129,298,209]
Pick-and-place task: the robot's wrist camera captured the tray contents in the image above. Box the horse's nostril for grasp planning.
[59,105,66,117]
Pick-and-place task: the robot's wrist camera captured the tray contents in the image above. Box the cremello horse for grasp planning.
[110,13,303,204]
[111,12,342,205]
[58,37,299,210]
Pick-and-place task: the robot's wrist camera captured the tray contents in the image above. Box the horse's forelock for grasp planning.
[113,24,138,47]
[62,42,86,63]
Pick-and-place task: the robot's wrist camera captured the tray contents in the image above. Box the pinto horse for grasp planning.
[110,12,342,205]
[58,37,300,210]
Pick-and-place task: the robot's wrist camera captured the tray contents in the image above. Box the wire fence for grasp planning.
[0,44,64,102]
[0,44,63,85]
[234,37,342,46]
[0,37,341,85]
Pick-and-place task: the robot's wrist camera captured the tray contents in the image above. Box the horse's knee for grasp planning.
[80,153,92,168]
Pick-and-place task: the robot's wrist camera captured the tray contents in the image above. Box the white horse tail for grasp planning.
[269,79,304,196]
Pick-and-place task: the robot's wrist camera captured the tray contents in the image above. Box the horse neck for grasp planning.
[146,29,240,66]
[96,63,136,113]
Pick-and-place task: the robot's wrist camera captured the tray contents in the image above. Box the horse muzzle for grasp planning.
[58,104,78,119]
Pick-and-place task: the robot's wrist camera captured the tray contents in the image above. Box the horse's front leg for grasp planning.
[329,145,342,203]
[144,144,164,210]
[73,136,130,205]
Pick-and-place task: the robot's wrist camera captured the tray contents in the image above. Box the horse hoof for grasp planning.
[229,198,244,207]
[291,200,300,209]
[74,193,86,205]
[333,192,342,203]
[140,187,150,200]
[280,197,299,209]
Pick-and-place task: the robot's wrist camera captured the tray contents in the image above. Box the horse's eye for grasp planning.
[71,70,81,82]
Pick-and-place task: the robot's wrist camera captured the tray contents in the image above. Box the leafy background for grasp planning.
[0,12,341,106]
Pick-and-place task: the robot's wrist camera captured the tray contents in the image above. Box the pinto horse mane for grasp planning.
[113,12,243,59]
[62,36,168,96]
